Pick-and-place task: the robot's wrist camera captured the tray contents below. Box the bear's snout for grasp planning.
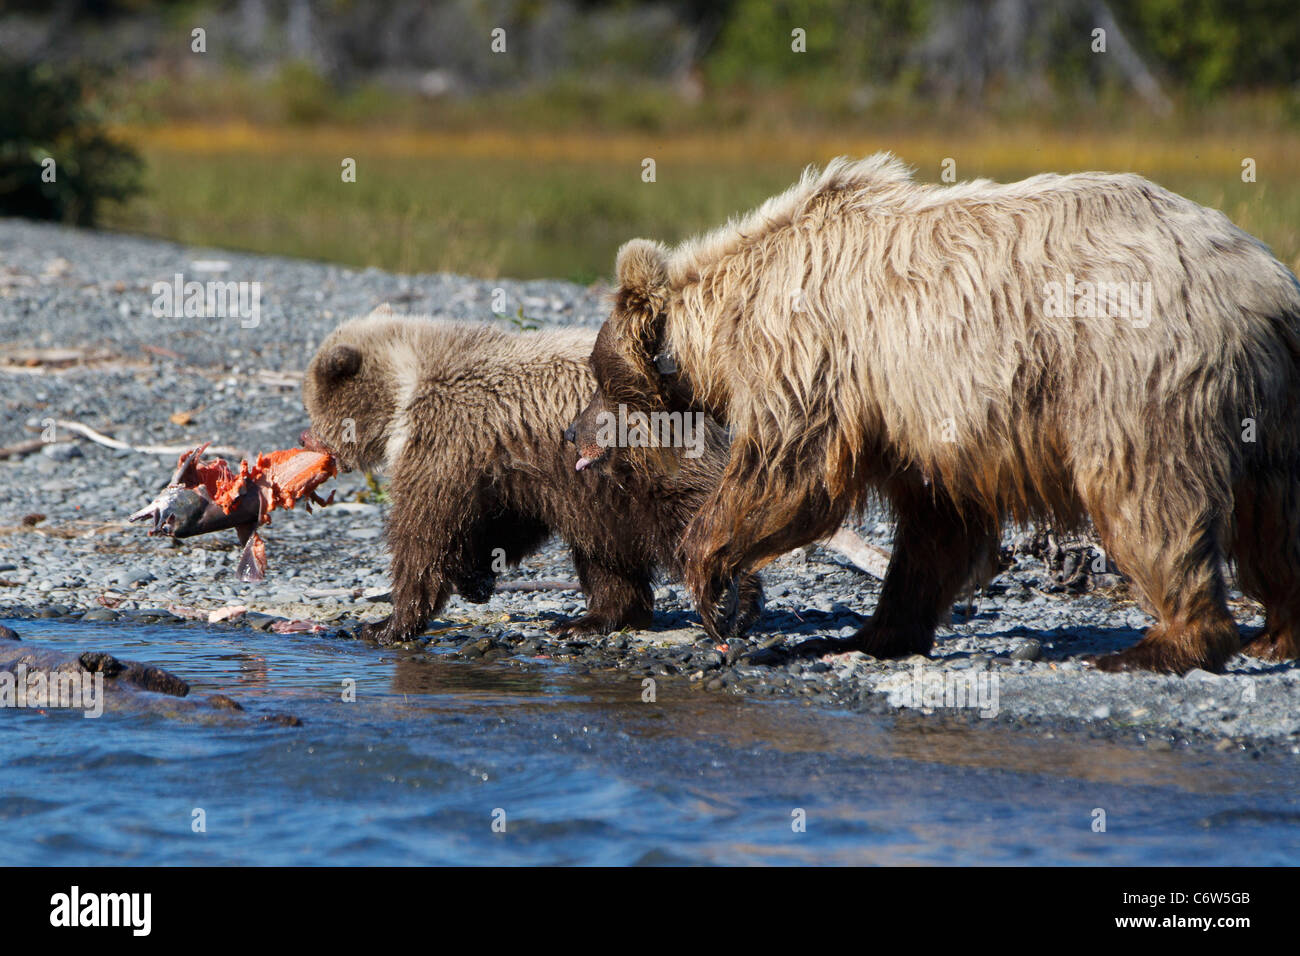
[563,423,577,444]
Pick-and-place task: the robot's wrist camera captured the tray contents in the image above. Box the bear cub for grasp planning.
[302,306,762,644]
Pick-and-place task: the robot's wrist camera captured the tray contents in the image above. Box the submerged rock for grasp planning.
[0,625,301,725]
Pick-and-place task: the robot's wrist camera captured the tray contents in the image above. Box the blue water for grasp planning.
[1,617,1298,865]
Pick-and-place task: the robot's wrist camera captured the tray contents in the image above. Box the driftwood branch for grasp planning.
[31,419,245,459]
[822,527,891,579]
[0,438,46,459]
[495,579,582,592]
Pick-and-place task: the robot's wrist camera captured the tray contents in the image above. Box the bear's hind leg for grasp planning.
[551,549,654,635]
[1087,507,1239,674]
[452,510,550,604]
[851,489,1000,659]
[1234,473,1300,661]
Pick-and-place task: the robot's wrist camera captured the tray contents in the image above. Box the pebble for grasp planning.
[1010,638,1042,661]
[40,443,83,461]
[110,568,156,588]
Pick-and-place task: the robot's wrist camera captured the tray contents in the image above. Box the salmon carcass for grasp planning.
[129,442,336,582]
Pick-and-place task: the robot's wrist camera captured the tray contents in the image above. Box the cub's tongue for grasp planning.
[575,457,592,472]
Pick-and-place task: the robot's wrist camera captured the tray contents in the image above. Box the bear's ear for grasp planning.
[368,303,395,318]
[613,238,669,349]
[319,344,362,381]
[616,239,668,306]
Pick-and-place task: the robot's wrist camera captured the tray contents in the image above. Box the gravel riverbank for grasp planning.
[3,218,1298,755]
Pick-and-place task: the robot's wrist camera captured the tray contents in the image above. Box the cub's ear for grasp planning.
[319,344,362,381]
[368,303,395,318]
[612,238,669,350]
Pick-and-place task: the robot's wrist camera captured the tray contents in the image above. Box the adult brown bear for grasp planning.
[573,154,1300,673]
[302,307,761,645]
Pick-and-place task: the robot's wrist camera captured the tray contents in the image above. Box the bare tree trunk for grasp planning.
[1091,0,1171,113]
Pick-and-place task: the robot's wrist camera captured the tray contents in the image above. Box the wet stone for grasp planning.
[1010,638,1043,661]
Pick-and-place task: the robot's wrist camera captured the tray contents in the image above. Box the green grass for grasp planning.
[99,124,1300,281]
[104,153,800,281]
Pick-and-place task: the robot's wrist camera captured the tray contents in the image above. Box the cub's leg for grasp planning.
[550,549,654,635]
[361,473,474,645]
[361,535,454,646]
[451,510,550,604]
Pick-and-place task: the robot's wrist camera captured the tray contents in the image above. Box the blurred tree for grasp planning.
[0,61,143,226]
[912,0,1169,110]
[1119,0,1300,96]
[705,0,924,87]
[698,0,1299,104]
[0,0,1295,114]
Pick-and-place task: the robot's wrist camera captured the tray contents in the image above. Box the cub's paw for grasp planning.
[728,575,766,637]
[452,570,496,605]
[359,617,408,646]
[549,614,615,636]
[550,609,652,636]
[847,618,932,659]
[1086,621,1239,674]
[704,575,761,640]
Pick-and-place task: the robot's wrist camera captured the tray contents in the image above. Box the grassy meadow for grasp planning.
[100,119,1300,283]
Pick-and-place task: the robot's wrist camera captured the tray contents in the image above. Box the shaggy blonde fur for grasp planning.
[592,153,1300,672]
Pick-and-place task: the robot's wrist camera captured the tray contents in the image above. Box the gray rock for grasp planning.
[110,567,156,588]
[1010,638,1042,661]
[40,443,83,461]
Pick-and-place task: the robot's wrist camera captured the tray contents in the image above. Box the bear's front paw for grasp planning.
[550,608,652,636]
[708,580,765,638]
[1085,621,1239,674]
[706,579,743,638]
[1241,630,1300,661]
[1084,643,1215,675]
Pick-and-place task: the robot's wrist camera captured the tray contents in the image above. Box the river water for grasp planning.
[2,617,1298,865]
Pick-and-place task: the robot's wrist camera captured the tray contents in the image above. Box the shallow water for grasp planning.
[1,617,1298,865]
